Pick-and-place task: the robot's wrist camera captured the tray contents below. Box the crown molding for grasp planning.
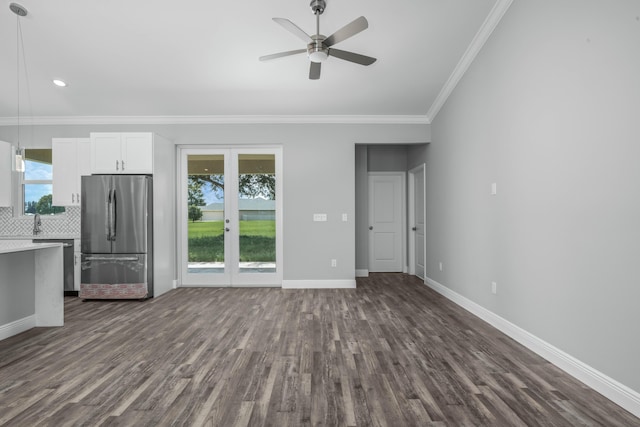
[426,0,513,123]
[0,114,430,126]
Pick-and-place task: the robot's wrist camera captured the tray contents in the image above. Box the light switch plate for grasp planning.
[342,213,348,222]
[491,182,497,195]
[313,213,327,222]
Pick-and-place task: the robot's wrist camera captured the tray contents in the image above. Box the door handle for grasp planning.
[225,227,230,232]
[72,193,75,203]
[116,160,119,171]
[111,189,117,240]
[369,226,373,230]
[107,189,113,241]
[412,226,417,231]
[121,160,125,171]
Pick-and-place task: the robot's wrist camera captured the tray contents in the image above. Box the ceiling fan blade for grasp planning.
[259,49,306,61]
[324,16,368,47]
[329,48,377,66]
[273,18,313,43]
[309,61,321,80]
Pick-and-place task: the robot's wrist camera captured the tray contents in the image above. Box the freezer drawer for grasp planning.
[81,253,152,299]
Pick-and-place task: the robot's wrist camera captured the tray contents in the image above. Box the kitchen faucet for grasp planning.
[33,213,42,235]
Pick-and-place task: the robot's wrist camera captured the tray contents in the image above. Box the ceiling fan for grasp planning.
[259,0,377,80]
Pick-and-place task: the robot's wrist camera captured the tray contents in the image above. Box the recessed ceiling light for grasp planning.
[53,79,67,87]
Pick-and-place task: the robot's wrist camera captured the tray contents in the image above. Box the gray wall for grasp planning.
[367,145,408,172]
[354,145,369,271]
[0,122,429,283]
[0,251,35,324]
[428,0,640,392]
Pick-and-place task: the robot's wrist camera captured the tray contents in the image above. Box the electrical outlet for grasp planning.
[342,213,348,222]
[491,182,497,195]
[331,259,337,267]
[439,262,443,271]
[491,281,497,294]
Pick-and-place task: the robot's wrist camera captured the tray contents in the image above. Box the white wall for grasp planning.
[428,0,640,395]
[0,122,429,284]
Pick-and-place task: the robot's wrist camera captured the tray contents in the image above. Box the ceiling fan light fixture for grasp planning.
[308,48,328,63]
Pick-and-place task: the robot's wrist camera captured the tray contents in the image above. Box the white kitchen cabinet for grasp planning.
[90,132,153,174]
[0,141,13,206]
[52,138,90,206]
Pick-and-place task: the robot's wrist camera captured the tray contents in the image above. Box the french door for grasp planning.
[179,147,283,287]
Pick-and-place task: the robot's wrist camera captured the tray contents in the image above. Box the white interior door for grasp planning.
[179,147,283,287]
[409,165,426,279]
[368,173,405,272]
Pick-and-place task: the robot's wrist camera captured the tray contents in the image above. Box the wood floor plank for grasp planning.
[0,273,638,426]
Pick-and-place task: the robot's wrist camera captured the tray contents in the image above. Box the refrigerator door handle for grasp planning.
[85,256,139,262]
[111,189,117,240]
[106,189,113,241]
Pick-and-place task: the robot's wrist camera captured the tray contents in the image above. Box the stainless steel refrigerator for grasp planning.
[80,175,153,299]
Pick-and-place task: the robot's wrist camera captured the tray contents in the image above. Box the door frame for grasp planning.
[177,145,283,287]
[408,164,426,278]
[368,172,406,273]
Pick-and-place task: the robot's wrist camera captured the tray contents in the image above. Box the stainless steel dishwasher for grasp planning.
[32,239,76,296]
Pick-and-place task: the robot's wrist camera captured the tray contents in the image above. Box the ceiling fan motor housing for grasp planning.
[307,35,328,62]
[310,0,326,15]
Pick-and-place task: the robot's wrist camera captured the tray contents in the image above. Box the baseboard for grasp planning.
[282,279,356,289]
[355,269,369,277]
[424,276,640,418]
[0,315,36,341]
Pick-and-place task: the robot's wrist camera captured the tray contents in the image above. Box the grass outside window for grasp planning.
[188,220,275,262]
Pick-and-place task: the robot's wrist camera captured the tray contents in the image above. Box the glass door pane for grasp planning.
[186,154,227,278]
[236,154,276,274]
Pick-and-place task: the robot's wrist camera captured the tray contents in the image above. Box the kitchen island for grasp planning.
[0,240,63,341]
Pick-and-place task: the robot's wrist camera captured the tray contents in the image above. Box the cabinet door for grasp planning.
[52,138,78,206]
[77,139,91,177]
[91,133,122,173]
[0,141,12,207]
[121,133,153,173]
[75,139,91,205]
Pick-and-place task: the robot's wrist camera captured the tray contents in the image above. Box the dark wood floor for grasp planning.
[0,273,637,426]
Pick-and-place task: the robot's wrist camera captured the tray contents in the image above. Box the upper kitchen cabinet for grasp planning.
[52,138,90,206]
[0,140,13,206]
[90,132,153,174]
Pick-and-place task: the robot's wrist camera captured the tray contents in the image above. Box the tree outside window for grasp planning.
[22,149,65,215]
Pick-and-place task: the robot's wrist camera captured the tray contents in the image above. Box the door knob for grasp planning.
[412,226,417,231]
[369,226,373,230]
[225,227,230,232]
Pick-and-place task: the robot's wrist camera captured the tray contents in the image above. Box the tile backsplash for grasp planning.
[0,206,81,237]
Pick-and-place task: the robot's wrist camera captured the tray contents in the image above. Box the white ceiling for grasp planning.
[0,0,509,125]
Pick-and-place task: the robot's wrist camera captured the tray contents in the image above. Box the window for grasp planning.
[20,149,65,216]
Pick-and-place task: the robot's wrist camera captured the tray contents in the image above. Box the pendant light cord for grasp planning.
[16,13,20,152]
[15,11,33,156]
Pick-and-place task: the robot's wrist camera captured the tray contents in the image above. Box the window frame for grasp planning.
[14,148,66,218]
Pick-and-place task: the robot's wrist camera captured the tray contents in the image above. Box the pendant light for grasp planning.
[10,3,28,172]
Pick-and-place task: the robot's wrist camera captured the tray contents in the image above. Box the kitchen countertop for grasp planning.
[0,235,79,240]
[0,240,63,254]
